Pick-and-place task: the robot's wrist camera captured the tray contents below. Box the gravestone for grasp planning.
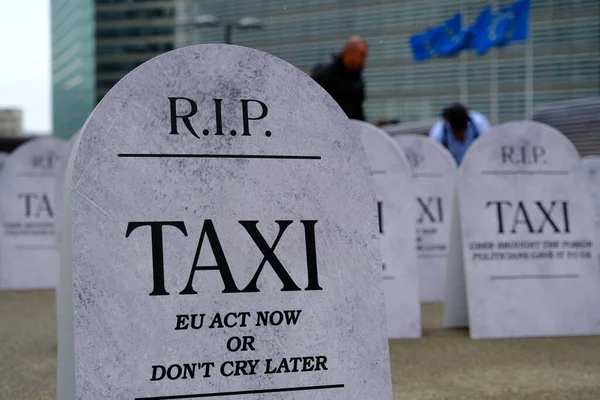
[353,121,421,338]
[582,156,600,262]
[394,134,456,302]
[57,45,392,400]
[0,137,65,290]
[54,134,78,246]
[445,121,600,338]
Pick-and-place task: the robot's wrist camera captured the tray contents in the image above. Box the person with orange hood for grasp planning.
[311,36,368,121]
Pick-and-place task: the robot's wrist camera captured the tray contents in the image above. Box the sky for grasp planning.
[0,0,51,134]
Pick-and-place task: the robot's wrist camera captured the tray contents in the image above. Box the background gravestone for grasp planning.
[394,134,456,302]
[0,137,65,290]
[582,155,600,262]
[353,120,421,338]
[58,45,392,400]
[446,121,600,339]
[54,134,78,246]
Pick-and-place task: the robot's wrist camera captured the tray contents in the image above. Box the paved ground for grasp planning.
[2,290,600,399]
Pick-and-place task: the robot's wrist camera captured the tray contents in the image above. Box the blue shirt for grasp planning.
[429,111,491,165]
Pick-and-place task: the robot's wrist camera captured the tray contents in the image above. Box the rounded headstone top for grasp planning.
[0,137,65,179]
[351,120,410,173]
[0,137,66,227]
[393,134,456,173]
[75,45,358,179]
[74,44,378,233]
[460,121,581,175]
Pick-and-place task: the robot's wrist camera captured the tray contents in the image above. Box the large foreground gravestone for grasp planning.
[582,155,600,262]
[353,120,421,338]
[394,134,456,302]
[445,121,600,339]
[0,138,65,290]
[57,45,392,399]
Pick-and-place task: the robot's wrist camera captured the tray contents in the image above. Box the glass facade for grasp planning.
[175,0,600,125]
[95,0,175,103]
[51,0,96,139]
[52,0,175,138]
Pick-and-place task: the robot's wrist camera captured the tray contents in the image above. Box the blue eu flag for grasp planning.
[496,0,530,47]
[409,13,466,62]
[469,0,530,55]
[465,5,493,52]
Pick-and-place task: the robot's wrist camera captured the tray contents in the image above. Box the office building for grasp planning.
[52,0,95,139]
[51,0,175,139]
[175,0,599,125]
[0,108,23,137]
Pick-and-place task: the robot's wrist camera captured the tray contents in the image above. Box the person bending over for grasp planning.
[429,103,491,165]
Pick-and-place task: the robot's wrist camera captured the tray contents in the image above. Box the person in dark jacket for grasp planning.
[310,36,368,121]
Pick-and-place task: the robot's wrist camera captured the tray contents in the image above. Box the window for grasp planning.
[96,8,174,21]
[96,26,173,38]
[97,42,173,54]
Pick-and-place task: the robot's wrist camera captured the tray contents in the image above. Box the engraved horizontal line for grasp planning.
[417,253,448,259]
[413,172,443,178]
[383,276,395,280]
[490,274,580,281]
[481,170,569,175]
[118,153,321,160]
[134,384,345,399]
[17,173,57,177]
[370,170,387,174]
[15,245,57,250]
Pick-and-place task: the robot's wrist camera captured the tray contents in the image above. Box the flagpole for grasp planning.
[490,0,499,125]
[524,37,533,120]
[460,51,469,105]
[490,51,499,124]
[459,3,468,104]
[524,5,534,120]
[460,52,468,105]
